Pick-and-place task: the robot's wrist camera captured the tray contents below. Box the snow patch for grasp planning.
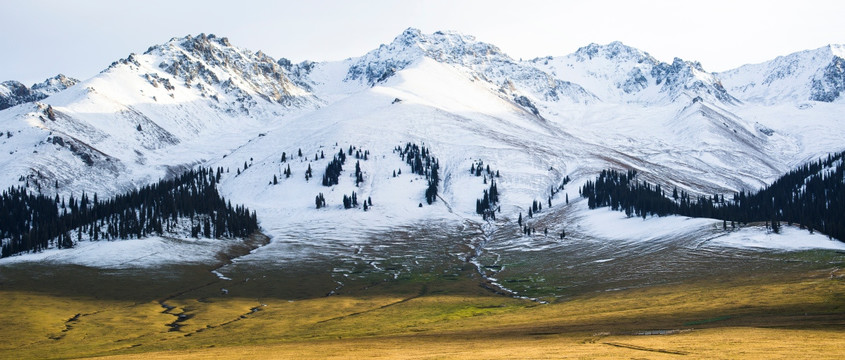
[710,226,845,251]
[0,237,238,268]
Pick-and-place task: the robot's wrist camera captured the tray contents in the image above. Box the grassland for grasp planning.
[1,234,844,359]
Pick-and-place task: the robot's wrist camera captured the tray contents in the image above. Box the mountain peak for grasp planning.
[347,29,508,85]
[719,43,845,103]
[827,43,845,59]
[573,41,653,63]
[31,74,79,94]
[394,27,424,46]
[178,33,233,52]
[390,27,480,48]
[0,74,78,110]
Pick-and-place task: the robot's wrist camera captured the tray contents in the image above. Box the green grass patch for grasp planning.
[683,315,732,326]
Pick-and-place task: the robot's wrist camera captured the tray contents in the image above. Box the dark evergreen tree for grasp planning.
[397,142,440,206]
[355,161,363,186]
[0,167,259,258]
[322,151,346,186]
[315,193,326,209]
[579,153,845,242]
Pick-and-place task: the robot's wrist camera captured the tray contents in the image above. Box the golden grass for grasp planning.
[89,327,845,360]
[0,265,843,359]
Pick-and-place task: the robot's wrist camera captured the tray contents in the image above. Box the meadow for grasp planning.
[1,234,843,359]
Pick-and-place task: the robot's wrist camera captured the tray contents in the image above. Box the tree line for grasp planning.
[1,167,259,258]
[579,151,845,241]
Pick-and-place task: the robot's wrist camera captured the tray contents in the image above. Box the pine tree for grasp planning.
[316,193,325,209]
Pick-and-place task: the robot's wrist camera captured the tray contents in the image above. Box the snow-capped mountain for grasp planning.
[531,41,736,105]
[0,74,78,110]
[0,33,319,195]
[719,44,845,104]
[344,28,596,109]
[144,33,317,108]
[1,28,842,199]
[1,28,844,268]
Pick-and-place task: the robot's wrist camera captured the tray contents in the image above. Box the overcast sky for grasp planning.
[2,0,843,85]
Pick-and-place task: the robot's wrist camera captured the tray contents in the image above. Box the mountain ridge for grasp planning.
[1,28,844,280]
[0,74,78,110]
[0,29,842,201]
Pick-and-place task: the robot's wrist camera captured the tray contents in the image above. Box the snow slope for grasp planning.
[2,29,845,272]
[719,44,845,104]
[531,41,736,105]
[0,236,241,268]
[0,33,319,196]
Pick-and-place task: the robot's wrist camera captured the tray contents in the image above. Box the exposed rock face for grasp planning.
[144,33,314,107]
[810,56,845,102]
[0,74,78,110]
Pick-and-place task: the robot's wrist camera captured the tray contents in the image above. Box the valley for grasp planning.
[1,227,844,359]
[1,28,845,358]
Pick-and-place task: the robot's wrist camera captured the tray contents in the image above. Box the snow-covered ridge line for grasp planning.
[0,74,78,110]
[0,28,843,270]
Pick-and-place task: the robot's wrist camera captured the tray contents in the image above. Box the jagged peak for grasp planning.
[572,41,654,63]
[390,28,480,47]
[718,43,845,103]
[393,27,425,46]
[724,44,844,74]
[0,74,79,110]
[347,29,510,84]
[174,33,231,48]
[375,28,506,62]
[142,33,235,58]
[31,74,79,93]
[669,57,707,73]
[177,33,233,53]
[829,44,845,58]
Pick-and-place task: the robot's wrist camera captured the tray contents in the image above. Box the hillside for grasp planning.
[0,29,844,278]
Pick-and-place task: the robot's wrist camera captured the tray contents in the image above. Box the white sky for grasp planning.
[1,0,843,85]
